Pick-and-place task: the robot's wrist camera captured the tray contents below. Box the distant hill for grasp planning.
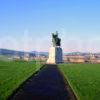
[0,49,48,57]
[32,51,48,56]
[0,49,35,57]
[1,48,99,58]
[65,52,100,56]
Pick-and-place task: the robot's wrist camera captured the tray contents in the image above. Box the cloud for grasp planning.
[0,32,50,52]
[0,31,100,53]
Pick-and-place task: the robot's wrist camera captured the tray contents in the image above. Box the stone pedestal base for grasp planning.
[47,47,63,64]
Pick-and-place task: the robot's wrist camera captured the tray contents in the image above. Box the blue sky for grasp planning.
[0,0,100,52]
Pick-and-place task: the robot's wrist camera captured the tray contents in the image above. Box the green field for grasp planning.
[59,64,100,100]
[0,61,43,100]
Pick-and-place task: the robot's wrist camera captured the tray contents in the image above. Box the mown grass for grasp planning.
[0,61,44,100]
[59,64,100,100]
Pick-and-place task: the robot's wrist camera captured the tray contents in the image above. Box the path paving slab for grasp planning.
[9,64,75,100]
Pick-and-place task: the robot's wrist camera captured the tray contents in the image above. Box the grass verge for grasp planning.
[58,63,100,100]
[0,61,44,100]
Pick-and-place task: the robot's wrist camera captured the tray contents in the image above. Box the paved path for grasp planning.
[9,64,75,100]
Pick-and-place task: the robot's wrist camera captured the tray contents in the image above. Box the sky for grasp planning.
[0,0,100,52]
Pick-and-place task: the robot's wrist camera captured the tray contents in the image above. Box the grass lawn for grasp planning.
[59,64,100,100]
[0,61,44,100]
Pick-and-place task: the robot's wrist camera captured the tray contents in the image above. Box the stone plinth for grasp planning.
[47,47,63,64]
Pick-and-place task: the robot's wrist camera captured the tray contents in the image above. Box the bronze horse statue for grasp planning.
[52,32,61,47]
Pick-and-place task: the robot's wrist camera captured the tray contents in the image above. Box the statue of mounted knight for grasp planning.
[52,31,61,47]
